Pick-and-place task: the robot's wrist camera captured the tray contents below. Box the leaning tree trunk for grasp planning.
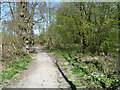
[17,2,30,53]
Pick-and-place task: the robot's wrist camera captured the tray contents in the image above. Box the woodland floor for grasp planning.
[5,45,70,88]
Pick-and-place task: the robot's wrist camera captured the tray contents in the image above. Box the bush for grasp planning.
[2,33,24,62]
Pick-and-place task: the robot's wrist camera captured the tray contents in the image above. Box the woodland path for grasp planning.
[6,45,69,88]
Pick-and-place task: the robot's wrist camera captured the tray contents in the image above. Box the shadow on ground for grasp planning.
[53,57,76,90]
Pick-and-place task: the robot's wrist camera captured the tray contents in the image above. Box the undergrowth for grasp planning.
[0,57,34,88]
[46,47,120,89]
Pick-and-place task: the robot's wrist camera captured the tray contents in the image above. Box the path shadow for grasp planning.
[54,58,77,90]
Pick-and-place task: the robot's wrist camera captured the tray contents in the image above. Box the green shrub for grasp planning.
[1,68,16,81]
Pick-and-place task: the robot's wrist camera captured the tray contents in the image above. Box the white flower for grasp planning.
[101,74,104,77]
[95,75,98,77]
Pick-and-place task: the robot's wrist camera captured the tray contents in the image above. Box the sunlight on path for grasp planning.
[6,45,60,88]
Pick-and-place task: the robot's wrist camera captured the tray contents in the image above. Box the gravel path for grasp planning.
[6,45,69,88]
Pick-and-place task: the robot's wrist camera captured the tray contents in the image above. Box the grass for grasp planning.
[45,46,120,89]
[57,79,62,83]
[0,57,34,88]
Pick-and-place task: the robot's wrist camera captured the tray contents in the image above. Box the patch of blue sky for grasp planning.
[1,3,12,21]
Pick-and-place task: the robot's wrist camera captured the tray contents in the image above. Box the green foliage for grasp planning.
[1,68,16,81]
[71,58,120,89]
[0,57,33,87]
[5,58,33,70]
[43,2,119,56]
[47,47,120,89]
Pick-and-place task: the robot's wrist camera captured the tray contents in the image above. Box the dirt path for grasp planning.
[6,45,69,88]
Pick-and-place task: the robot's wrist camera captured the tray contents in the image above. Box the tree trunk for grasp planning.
[16,2,29,53]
